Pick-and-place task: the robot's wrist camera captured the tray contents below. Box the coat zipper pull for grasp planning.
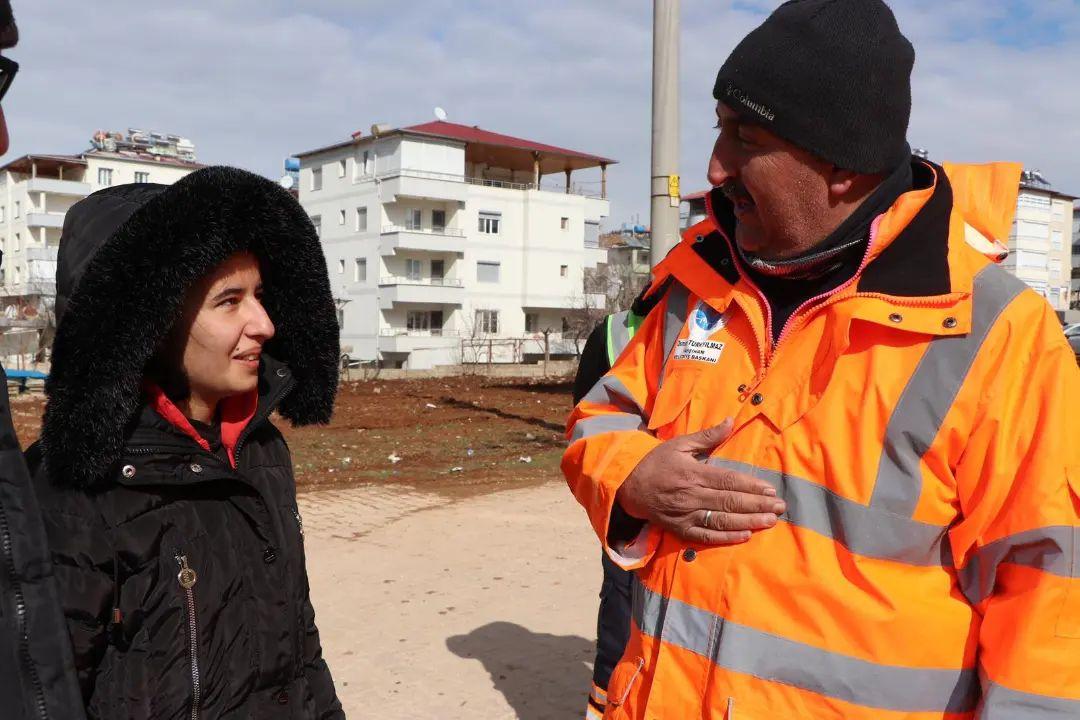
[176,555,198,589]
[293,508,304,537]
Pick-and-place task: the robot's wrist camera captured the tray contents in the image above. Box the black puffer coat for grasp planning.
[29,167,344,719]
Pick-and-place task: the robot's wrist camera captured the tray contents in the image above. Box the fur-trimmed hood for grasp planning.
[42,165,339,489]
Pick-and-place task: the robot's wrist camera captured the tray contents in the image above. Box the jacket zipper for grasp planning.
[765,219,881,370]
[175,554,201,720]
[0,503,49,720]
[231,377,296,464]
[293,508,304,538]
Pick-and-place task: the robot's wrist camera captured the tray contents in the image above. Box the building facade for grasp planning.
[1002,171,1076,313]
[296,121,612,369]
[0,146,200,316]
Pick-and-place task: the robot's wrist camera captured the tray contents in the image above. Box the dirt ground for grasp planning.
[10,374,576,492]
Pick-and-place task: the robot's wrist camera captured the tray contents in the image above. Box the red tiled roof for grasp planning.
[681,189,710,202]
[402,121,615,165]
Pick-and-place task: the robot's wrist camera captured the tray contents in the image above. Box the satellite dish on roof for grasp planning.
[434,106,448,122]
[278,174,295,190]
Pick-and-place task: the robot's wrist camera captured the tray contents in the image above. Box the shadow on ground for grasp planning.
[439,396,567,434]
[447,621,594,720]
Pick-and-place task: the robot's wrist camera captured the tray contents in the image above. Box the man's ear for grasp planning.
[827,166,859,198]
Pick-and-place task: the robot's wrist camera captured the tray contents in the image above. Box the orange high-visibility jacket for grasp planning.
[564,161,1080,719]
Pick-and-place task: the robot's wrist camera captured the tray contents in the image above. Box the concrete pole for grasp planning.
[650,0,680,269]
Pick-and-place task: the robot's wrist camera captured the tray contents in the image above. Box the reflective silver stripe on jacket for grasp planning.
[956,525,1080,605]
[658,281,690,387]
[632,577,980,714]
[977,678,1080,719]
[707,459,951,566]
[870,264,1027,516]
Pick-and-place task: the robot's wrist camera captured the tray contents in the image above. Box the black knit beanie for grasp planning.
[713,0,914,174]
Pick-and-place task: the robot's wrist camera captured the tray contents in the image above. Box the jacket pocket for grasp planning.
[1055,465,1080,638]
[605,655,646,718]
[647,364,703,434]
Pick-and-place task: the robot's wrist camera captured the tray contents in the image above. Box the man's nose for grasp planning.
[708,135,736,188]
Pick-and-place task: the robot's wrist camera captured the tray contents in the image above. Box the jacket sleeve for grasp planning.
[34,480,114,707]
[300,574,344,719]
[562,290,672,570]
[948,298,1080,716]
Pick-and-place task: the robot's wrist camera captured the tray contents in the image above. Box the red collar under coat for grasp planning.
[143,383,259,468]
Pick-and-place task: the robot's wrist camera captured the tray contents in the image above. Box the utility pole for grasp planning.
[650,0,680,269]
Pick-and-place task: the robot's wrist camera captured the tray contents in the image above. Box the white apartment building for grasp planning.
[296,120,612,369]
[1002,171,1076,313]
[0,147,201,311]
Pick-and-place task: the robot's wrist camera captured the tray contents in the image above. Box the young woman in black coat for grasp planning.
[29,167,345,719]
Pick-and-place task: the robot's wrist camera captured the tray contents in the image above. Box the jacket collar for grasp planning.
[655,160,996,339]
[117,356,294,485]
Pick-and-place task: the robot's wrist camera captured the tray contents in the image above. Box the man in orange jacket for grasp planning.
[564,1,1080,717]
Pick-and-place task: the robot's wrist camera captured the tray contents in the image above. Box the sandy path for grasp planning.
[299,480,602,719]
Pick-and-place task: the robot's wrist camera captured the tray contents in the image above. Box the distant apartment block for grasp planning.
[1002,170,1076,313]
[0,130,201,321]
[295,120,612,370]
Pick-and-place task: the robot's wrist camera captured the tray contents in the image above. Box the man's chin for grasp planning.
[733,224,763,255]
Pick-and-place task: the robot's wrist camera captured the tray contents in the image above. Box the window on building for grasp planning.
[337,307,345,327]
[477,261,500,283]
[338,159,347,178]
[405,208,422,231]
[432,209,446,232]
[1053,202,1065,217]
[1016,249,1047,268]
[354,149,373,179]
[1017,194,1050,210]
[585,220,600,248]
[13,265,20,285]
[1016,220,1049,240]
[311,167,323,191]
[354,258,367,283]
[1050,258,1063,276]
[311,215,321,237]
[356,207,368,232]
[338,259,345,274]
[97,168,113,186]
[1051,230,1063,249]
[562,316,571,333]
[134,171,150,183]
[560,265,568,278]
[478,211,501,234]
[13,200,19,218]
[525,313,539,333]
[407,310,430,332]
[13,232,19,251]
[338,209,346,225]
[475,309,499,335]
[560,217,569,230]
[405,258,422,281]
[0,206,5,222]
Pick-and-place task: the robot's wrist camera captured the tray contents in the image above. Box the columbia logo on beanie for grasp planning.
[723,81,776,123]
[712,0,914,174]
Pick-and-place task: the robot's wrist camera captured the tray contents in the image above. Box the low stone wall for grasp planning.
[342,360,577,382]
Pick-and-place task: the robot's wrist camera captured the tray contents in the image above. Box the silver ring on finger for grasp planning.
[702,509,713,529]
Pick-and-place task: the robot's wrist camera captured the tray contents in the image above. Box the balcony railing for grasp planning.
[377,168,602,197]
[378,329,461,337]
[381,224,465,237]
[378,276,463,287]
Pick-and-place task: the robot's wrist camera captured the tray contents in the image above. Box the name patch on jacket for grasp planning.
[674,338,725,363]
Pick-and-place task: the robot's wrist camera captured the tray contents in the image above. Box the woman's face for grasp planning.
[176,252,275,406]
